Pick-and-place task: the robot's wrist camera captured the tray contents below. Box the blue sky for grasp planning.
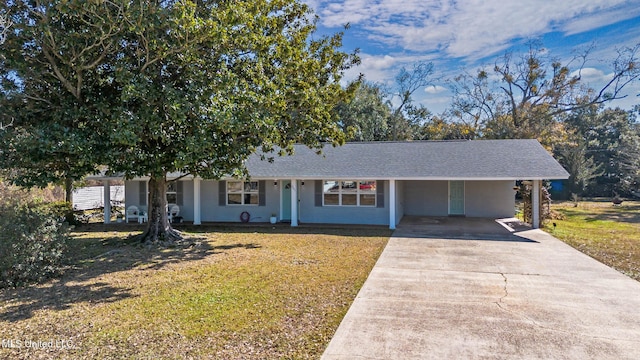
[305,0,640,114]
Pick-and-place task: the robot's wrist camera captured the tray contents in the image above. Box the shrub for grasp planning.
[38,200,82,225]
[0,201,71,288]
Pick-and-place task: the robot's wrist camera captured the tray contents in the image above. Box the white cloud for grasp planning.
[424,85,447,94]
[311,0,638,61]
[570,67,609,83]
[561,5,640,35]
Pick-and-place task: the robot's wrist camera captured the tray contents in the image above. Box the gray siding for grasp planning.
[403,180,449,216]
[465,181,515,218]
[200,180,279,223]
[124,178,515,224]
[124,180,143,211]
[402,180,515,218]
[298,180,389,225]
[179,180,194,221]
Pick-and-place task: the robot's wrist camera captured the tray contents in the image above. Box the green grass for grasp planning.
[0,224,390,359]
[545,200,640,281]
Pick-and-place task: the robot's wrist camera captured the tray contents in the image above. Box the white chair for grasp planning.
[138,206,148,224]
[167,204,180,223]
[125,205,140,223]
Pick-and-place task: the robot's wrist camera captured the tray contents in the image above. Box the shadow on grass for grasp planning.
[74,222,394,238]
[0,231,261,322]
[556,203,640,225]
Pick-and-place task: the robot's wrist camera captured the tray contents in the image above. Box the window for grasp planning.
[323,180,376,206]
[227,181,259,205]
[166,182,178,204]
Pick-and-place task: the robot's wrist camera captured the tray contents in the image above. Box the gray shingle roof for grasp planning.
[245,139,569,180]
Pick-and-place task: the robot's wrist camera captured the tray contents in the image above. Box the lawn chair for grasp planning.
[125,205,140,223]
[167,204,180,223]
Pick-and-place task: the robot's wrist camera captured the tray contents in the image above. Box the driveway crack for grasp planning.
[495,272,508,309]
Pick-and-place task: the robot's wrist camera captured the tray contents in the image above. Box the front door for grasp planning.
[281,180,292,221]
[449,181,465,216]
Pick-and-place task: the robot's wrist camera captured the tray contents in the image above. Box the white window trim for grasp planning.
[323,180,377,207]
[226,180,259,206]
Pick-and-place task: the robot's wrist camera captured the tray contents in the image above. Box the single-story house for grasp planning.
[93,139,569,229]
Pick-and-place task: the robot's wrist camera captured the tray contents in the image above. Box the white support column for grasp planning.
[103,180,111,224]
[389,179,396,230]
[532,179,540,229]
[291,179,298,227]
[193,177,201,225]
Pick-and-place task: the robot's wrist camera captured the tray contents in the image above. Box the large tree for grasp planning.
[335,82,392,141]
[388,61,435,140]
[562,105,640,196]
[449,41,640,146]
[1,0,358,243]
[0,0,124,202]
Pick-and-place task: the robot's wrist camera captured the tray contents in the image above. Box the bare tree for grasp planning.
[389,61,436,140]
[0,12,13,131]
[0,12,10,45]
[449,41,640,144]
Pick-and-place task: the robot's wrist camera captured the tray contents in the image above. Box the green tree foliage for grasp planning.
[418,116,476,140]
[555,140,603,196]
[1,0,358,243]
[335,82,391,141]
[0,0,123,202]
[337,69,436,142]
[562,106,640,196]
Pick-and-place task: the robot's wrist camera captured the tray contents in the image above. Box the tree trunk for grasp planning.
[65,177,73,203]
[138,174,182,244]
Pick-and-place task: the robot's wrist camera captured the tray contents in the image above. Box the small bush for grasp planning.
[39,200,83,225]
[0,201,71,288]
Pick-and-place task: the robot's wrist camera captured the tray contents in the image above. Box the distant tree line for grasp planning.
[335,42,640,199]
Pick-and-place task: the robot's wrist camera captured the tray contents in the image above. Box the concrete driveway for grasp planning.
[322,217,640,359]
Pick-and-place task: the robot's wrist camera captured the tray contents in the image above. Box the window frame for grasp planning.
[166,181,178,205]
[322,180,377,207]
[226,180,260,206]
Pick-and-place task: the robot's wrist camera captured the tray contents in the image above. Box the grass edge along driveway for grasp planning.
[545,200,640,282]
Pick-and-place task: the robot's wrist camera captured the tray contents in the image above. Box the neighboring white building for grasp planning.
[73,185,124,211]
[91,139,569,229]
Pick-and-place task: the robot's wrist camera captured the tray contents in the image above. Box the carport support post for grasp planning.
[193,177,201,225]
[291,179,298,226]
[103,180,111,224]
[532,179,540,229]
[389,179,396,230]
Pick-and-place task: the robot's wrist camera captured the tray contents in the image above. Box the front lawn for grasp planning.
[545,200,640,281]
[0,224,390,359]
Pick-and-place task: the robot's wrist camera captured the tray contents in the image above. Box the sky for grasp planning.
[304,0,640,115]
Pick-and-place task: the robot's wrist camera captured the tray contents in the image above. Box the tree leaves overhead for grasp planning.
[2,0,358,177]
[1,0,359,241]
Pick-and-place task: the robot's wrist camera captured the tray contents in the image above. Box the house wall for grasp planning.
[465,180,515,218]
[124,178,515,224]
[298,180,389,225]
[180,180,194,221]
[403,180,449,216]
[125,179,195,221]
[124,180,143,212]
[200,180,280,222]
[402,180,515,218]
